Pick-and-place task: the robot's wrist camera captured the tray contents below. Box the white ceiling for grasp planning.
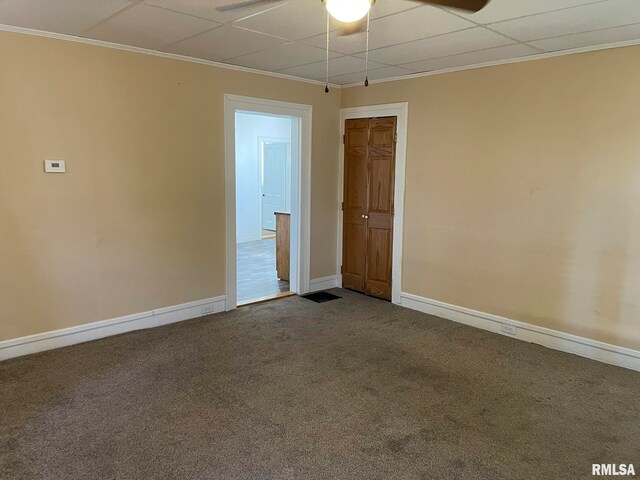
[1,0,640,85]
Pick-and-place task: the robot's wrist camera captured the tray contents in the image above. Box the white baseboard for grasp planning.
[400,292,640,373]
[0,296,226,362]
[308,275,339,293]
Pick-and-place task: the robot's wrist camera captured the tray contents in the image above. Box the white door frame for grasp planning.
[337,102,409,305]
[224,94,312,310]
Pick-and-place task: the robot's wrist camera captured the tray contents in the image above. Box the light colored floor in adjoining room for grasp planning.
[237,238,289,304]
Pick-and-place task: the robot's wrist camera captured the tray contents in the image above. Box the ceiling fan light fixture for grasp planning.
[323,0,373,23]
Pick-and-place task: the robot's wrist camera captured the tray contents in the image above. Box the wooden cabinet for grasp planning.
[275,212,290,281]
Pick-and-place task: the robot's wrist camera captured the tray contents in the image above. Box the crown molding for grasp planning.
[342,37,640,88]
[0,23,342,89]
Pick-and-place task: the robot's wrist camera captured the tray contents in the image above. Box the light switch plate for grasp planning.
[44,160,65,173]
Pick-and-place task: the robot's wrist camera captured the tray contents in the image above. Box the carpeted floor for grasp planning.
[1,289,638,479]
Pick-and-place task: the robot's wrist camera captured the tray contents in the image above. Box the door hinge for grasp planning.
[394,132,397,143]
[343,134,346,144]
[340,265,343,274]
[341,201,344,211]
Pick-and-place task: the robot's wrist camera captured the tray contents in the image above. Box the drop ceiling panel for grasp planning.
[490,0,640,42]
[278,55,387,80]
[298,5,470,56]
[362,27,513,65]
[365,6,476,49]
[228,42,340,71]
[451,0,606,25]
[331,65,413,84]
[144,0,287,23]
[402,43,539,72]
[300,31,368,55]
[0,0,131,35]
[166,25,289,61]
[530,22,640,51]
[233,0,327,40]
[87,4,219,49]
[370,0,420,19]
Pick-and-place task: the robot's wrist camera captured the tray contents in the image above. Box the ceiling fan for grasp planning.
[217,0,491,89]
[218,0,489,32]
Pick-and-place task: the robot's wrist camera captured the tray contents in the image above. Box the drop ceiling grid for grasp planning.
[86,3,221,50]
[488,0,640,43]
[79,0,144,35]
[222,3,484,79]
[0,0,639,84]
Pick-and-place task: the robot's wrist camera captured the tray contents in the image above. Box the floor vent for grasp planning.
[301,292,342,303]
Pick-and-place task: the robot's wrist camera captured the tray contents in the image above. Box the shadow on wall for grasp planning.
[563,168,640,348]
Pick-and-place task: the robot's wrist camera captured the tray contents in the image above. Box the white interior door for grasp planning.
[262,142,289,230]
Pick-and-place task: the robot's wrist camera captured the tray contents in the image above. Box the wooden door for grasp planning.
[365,117,396,299]
[342,119,369,293]
[342,117,396,300]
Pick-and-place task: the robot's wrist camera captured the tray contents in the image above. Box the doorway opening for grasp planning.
[225,94,312,310]
[235,112,294,305]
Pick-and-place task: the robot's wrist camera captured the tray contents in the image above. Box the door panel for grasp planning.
[345,148,368,210]
[342,221,366,291]
[342,119,370,292]
[365,118,396,300]
[365,227,392,299]
[262,142,288,230]
[369,157,393,213]
[342,116,396,300]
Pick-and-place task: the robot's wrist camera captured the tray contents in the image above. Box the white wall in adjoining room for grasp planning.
[235,112,292,243]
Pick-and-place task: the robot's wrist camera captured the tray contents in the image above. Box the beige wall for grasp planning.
[0,31,340,341]
[342,46,640,350]
[3,28,639,352]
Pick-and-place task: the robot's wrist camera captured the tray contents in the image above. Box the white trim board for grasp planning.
[225,95,312,310]
[0,296,226,362]
[400,292,640,373]
[337,102,409,305]
[309,275,340,293]
[0,23,340,89]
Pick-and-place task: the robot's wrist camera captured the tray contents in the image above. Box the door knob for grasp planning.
[362,214,369,219]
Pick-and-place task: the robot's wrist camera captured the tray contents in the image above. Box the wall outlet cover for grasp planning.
[201,304,215,315]
[501,323,517,336]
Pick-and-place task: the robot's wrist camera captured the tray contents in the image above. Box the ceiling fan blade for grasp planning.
[414,0,490,13]
[337,18,367,37]
[216,0,283,13]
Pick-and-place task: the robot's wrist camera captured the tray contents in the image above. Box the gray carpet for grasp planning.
[1,289,638,479]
